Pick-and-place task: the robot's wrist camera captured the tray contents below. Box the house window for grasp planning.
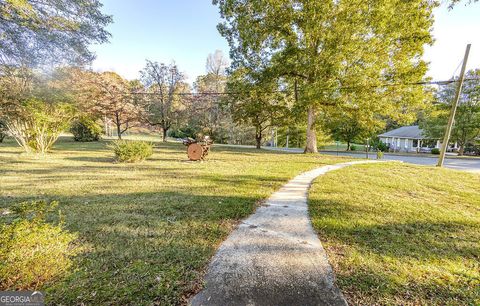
[413,139,418,147]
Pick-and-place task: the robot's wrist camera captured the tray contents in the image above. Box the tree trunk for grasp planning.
[304,106,318,153]
[458,144,465,156]
[255,134,262,149]
[162,127,168,142]
[116,123,122,140]
[347,141,351,151]
[115,113,122,140]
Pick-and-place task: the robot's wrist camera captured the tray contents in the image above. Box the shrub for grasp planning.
[431,148,440,155]
[371,138,389,152]
[168,127,196,139]
[0,200,81,290]
[350,144,357,151]
[70,116,102,142]
[376,151,384,159]
[6,99,75,153]
[111,140,153,163]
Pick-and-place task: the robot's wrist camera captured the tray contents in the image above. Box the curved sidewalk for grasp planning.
[191,161,378,306]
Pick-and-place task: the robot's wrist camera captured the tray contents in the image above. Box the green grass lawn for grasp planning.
[0,137,348,305]
[309,162,480,305]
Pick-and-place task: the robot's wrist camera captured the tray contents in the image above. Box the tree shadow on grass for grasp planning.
[64,156,115,163]
[310,199,479,261]
[336,264,478,305]
[204,173,287,184]
[309,198,480,304]
[0,191,262,305]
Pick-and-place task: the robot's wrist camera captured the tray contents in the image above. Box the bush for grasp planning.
[371,138,389,152]
[168,127,197,139]
[70,116,102,142]
[464,144,480,156]
[376,151,384,159]
[431,148,440,155]
[0,200,81,290]
[111,140,153,163]
[350,145,357,151]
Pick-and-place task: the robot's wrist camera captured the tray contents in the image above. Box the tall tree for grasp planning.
[0,0,111,67]
[422,70,480,155]
[206,50,230,77]
[214,0,435,153]
[141,61,188,141]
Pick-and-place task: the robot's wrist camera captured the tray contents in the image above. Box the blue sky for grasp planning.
[91,1,480,83]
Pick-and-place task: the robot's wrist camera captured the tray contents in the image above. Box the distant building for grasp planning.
[378,125,457,153]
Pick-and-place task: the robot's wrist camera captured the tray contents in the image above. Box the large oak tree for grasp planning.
[214,0,435,152]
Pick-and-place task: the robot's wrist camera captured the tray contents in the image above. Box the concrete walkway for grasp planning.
[191,161,378,306]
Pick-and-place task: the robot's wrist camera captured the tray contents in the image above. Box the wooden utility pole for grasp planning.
[437,44,471,167]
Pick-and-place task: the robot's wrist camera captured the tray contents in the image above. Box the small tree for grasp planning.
[422,70,480,155]
[141,61,188,141]
[0,68,75,153]
[191,74,229,140]
[324,108,382,151]
[74,71,144,140]
[226,69,290,149]
[6,99,75,153]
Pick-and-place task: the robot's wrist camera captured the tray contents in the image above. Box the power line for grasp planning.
[451,59,464,79]
[125,77,480,97]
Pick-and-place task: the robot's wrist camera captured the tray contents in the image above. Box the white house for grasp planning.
[378,125,456,153]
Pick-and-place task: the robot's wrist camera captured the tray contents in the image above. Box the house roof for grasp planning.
[378,125,424,139]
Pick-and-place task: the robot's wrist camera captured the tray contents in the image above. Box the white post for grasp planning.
[104,115,108,136]
[275,128,278,147]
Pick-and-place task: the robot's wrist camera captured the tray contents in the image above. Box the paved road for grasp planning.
[317,151,480,173]
[253,146,480,173]
[216,144,480,173]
